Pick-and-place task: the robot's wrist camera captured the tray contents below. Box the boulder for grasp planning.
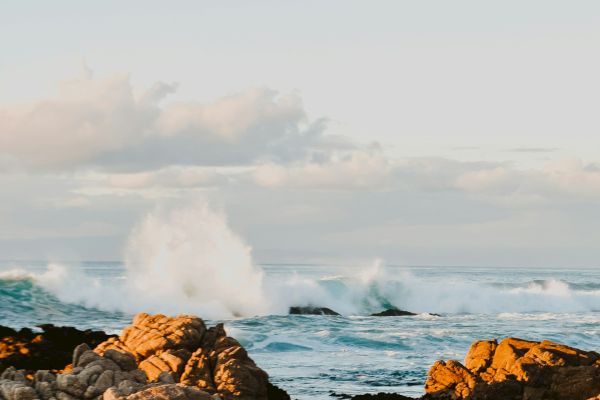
[0,345,151,400]
[288,306,340,316]
[0,313,289,400]
[95,313,274,400]
[351,394,415,400]
[424,337,600,400]
[104,384,214,400]
[370,309,417,317]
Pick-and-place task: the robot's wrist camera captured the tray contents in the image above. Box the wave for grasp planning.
[3,202,600,318]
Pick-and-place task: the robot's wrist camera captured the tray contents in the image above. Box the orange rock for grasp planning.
[95,313,273,400]
[425,337,600,400]
[425,360,477,399]
[464,340,496,374]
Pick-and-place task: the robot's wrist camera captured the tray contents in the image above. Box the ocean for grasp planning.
[2,260,600,399]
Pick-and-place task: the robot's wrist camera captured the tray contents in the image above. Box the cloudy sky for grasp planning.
[1,1,600,266]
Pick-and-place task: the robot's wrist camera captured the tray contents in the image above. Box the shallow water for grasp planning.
[2,261,600,398]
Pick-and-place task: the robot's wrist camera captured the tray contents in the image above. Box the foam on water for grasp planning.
[3,202,600,398]
[3,202,600,318]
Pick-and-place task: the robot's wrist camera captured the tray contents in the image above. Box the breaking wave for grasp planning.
[3,202,600,318]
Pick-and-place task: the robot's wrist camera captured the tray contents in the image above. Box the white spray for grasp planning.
[122,203,268,317]
[8,202,600,317]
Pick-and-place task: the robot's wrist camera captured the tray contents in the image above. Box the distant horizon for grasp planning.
[2,258,599,270]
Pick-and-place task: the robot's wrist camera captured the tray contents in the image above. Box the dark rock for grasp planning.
[289,306,341,315]
[0,324,114,373]
[351,394,415,400]
[267,382,291,400]
[370,308,417,317]
[330,391,415,399]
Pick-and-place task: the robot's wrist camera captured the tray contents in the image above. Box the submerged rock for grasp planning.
[0,324,114,373]
[370,309,417,317]
[424,337,600,400]
[288,306,340,316]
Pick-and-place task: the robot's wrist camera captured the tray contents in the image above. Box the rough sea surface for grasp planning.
[2,261,600,399]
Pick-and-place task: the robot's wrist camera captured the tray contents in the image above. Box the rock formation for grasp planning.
[0,325,114,373]
[424,337,600,400]
[288,306,340,315]
[0,313,289,400]
[5,316,600,400]
[370,309,417,317]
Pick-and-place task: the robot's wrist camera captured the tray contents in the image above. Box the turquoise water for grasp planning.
[2,261,600,398]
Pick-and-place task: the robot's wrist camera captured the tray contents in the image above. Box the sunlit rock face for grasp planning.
[0,313,289,400]
[424,337,600,400]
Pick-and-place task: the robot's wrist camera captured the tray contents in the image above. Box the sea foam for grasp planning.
[6,202,600,318]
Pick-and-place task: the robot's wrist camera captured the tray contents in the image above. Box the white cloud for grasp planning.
[106,167,227,189]
[0,73,330,171]
[3,72,600,265]
[253,152,392,190]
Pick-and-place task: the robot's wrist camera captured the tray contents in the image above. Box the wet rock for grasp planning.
[370,309,417,317]
[288,306,340,316]
[330,392,415,399]
[351,394,415,400]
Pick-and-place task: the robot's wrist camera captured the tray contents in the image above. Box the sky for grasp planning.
[1,1,600,266]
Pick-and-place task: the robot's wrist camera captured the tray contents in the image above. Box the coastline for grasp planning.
[2,314,600,400]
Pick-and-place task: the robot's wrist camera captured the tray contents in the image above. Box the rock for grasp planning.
[0,379,39,400]
[266,382,291,400]
[0,325,114,373]
[211,334,269,399]
[288,306,340,316]
[96,313,206,360]
[425,360,477,399]
[180,348,215,393]
[370,309,417,317]
[330,392,415,399]
[95,313,279,400]
[351,394,415,400]
[0,348,150,400]
[116,384,214,400]
[424,337,600,400]
[0,313,289,400]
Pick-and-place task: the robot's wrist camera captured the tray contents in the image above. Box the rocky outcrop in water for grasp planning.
[5,316,600,400]
[424,337,600,400]
[0,325,114,373]
[0,313,289,400]
[370,309,417,317]
[288,306,340,316]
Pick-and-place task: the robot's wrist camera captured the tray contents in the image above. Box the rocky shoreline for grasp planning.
[1,313,600,400]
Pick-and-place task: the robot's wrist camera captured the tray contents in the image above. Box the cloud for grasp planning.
[505,147,559,153]
[252,152,393,190]
[106,166,228,189]
[0,73,332,171]
[453,158,600,199]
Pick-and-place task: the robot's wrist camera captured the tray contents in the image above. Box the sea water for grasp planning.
[2,260,600,399]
